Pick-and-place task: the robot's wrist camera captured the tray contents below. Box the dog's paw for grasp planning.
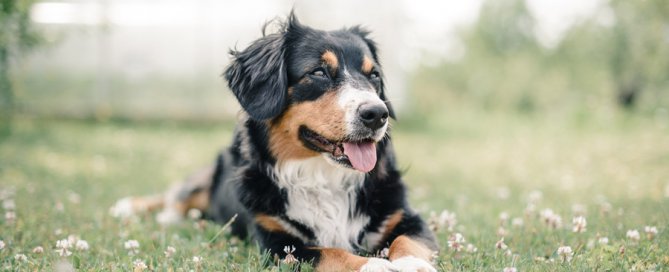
[156,208,183,225]
[391,256,436,272]
[109,197,135,218]
[359,257,399,272]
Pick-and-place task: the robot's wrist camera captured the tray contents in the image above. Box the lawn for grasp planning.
[1,110,668,271]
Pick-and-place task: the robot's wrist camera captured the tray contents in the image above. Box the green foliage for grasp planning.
[1,0,39,135]
[410,0,669,117]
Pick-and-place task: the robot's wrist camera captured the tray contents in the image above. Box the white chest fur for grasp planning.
[273,156,369,251]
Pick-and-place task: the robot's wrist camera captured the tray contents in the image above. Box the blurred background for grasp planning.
[1,0,667,124]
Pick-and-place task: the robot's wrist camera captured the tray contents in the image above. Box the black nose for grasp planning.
[358,104,389,130]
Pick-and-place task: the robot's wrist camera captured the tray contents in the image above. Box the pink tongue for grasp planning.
[343,142,377,173]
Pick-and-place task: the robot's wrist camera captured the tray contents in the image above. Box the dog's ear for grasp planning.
[225,29,287,120]
[349,26,396,119]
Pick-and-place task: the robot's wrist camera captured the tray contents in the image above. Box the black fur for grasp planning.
[225,26,288,120]
[207,13,436,267]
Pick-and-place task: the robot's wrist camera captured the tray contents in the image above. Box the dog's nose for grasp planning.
[358,104,389,130]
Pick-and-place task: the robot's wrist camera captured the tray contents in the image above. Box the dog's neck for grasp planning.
[272,155,366,191]
[272,155,369,251]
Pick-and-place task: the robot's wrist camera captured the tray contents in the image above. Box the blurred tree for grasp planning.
[0,0,39,134]
[607,0,669,108]
[411,0,669,117]
[410,0,547,114]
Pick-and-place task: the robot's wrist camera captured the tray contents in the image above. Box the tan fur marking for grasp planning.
[388,235,434,262]
[313,248,368,272]
[183,190,209,211]
[269,91,347,163]
[256,214,285,233]
[130,195,165,212]
[322,50,339,72]
[381,210,404,242]
[362,55,374,74]
[172,190,209,216]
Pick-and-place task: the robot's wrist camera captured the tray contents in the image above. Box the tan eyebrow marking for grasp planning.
[321,50,339,71]
[362,55,374,74]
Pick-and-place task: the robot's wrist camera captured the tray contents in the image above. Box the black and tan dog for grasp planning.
[111,14,438,272]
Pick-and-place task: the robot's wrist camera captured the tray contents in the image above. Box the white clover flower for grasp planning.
[5,211,16,222]
[282,245,298,265]
[187,208,203,220]
[626,229,640,243]
[32,246,44,254]
[14,254,28,262]
[429,210,457,232]
[282,253,299,265]
[465,243,478,253]
[503,267,517,272]
[0,240,4,250]
[511,217,524,228]
[447,233,465,252]
[124,240,140,255]
[598,237,609,245]
[495,238,508,250]
[524,204,536,217]
[540,209,562,229]
[644,226,658,240]
[572,216,587,233]
[283,245,296,254]
[164,246,176,258]
[497,227,508,237]
[75,240,89,251]
[499,212,510,224]
[557,246,573,262]
[56,239,72,257]
[133,259,147,271]
[67,235,79,245]
[192,256,203,264]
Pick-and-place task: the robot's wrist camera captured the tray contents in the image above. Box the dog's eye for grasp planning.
[370,71,380,80]
[310,68,328,78]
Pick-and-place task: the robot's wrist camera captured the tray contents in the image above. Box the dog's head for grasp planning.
[225,14,394,173]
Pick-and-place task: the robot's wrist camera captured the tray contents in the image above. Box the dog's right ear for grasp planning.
[225,31,287,120]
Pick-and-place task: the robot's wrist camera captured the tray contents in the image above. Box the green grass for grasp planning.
[1,110,668,271]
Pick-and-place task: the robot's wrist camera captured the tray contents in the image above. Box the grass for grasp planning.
[0,109,668,271]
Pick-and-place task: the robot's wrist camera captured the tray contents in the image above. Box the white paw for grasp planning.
[359,257,399,272]
[109,197,135,218]
[156,208,183,225]
[391,256,436,272]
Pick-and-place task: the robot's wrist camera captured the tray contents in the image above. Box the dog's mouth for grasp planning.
[299,126,377,173]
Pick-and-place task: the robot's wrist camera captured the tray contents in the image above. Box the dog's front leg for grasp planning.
[380,212,439,272]
[255,218,397,271]
[311,247,398,272]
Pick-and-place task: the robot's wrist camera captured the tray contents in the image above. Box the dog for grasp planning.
[111,13,438,272]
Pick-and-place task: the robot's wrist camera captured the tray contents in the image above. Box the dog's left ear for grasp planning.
[225,28,287,120]
[350,26,396,119]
